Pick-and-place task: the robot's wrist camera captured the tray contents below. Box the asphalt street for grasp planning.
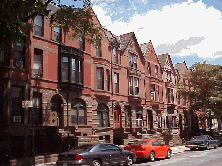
[133,147,222,166]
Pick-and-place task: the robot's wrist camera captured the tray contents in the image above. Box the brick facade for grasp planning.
[0,4,192,165]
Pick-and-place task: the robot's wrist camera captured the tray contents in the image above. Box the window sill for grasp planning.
[33,35,60,45]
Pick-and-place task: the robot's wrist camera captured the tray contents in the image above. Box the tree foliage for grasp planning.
[178,62,222,120]
[0,0,104,49]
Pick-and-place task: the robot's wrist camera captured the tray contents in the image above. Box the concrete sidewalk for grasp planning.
[170,145,188,154]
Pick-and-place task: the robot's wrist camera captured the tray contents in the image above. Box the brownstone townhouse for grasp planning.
[0,3,192,165]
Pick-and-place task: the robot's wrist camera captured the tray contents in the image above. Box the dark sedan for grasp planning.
[56,143,136,166]
[185,135,219,150]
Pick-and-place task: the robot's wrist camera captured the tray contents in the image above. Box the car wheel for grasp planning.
[124,155,133,166]
[166,150,172,159]
[92,159,101,166]
[149,151,155,162]
[214,145,218,149]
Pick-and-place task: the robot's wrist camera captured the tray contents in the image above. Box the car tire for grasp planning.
[149,151,155,162]
[92,159,101,166]
[214,145,218,149]
[165,149,172,159]
[124,155,133,166]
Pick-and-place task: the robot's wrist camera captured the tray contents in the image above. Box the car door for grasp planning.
[151,141,162,157]
[96,144,111,165]
[104,144,123,165]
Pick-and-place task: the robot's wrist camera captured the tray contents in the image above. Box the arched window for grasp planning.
[97,103,109,127]
[71,99,86,125]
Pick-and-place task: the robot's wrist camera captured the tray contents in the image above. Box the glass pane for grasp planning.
[35,16,42,26]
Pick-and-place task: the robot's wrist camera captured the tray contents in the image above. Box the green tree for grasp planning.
[0,0,104,49]
[178,62,222,131]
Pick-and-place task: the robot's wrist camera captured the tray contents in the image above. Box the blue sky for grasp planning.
[62,0,222,67]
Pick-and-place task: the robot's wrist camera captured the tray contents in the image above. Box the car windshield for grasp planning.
[190,136,205,140]
[133,141,149,145]
[70,144,94,152]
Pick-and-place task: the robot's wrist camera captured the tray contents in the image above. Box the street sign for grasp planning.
[22,100,33,108]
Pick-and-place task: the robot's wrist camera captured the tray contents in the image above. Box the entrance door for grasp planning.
[114,110,121,128]
[51,95,63,127]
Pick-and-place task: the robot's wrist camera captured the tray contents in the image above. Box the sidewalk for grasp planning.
[170,145,189,154]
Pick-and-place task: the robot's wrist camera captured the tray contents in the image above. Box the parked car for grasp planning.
[124,140,172,162]
[185,135,219,150]
[56,143,136,166]
[213,136,222,146]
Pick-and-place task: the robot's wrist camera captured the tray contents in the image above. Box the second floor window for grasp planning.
[129,76,133,95]
[61,56,83,84]
[106,69,110,91]
[183,95,186,106]
[79,33,84,50]
[150,85,155,101]
[13,43,25,68]
[54,26,61,42]
[33,48,43,78]
[134,77,139,95]
[34,15,43,36]
[97,67,104,90]
[114,72,119,93]
[96,39,101,57]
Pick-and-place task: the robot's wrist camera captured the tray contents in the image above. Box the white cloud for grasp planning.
[92,0,222,59]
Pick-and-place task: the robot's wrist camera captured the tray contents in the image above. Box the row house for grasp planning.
[0,4,191,165]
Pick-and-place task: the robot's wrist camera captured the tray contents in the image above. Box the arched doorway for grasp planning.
[114,105,121,129]
[51,95,64,127]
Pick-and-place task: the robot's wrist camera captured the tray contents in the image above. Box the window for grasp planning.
[136,107,143,127]
[125,106,131,128]
[114,72,119,93]
[129,53,137,68]
[150,85,155,101]
[155,65,158,78]
[113,47,118,64]
[183,95,186,106]
[97,67,104,90]
[11,86,23,123]
[71,99,86,125]
[61,56,69,82]
[60,46,83,87]
[147,62,151,76]
[172,116,177,128]
[147,109,153,130]
[129,76,133,95]
[13,43,25,68]
[34,15,43,36]
[156,114,162,128]
[60,55,83,84]
[33,92,42,124]
[96,39,101,57]
[134,78,139,95]
[0,85,4,125]
[106,69,110,91]
[0,47,4,63]
[167,71,171,82]
[97,103,109,127]
[79,33,84,50]
[171,89,174,103]
[33,48,43,78]
[54,25,61,42]
[152,141,161,146]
